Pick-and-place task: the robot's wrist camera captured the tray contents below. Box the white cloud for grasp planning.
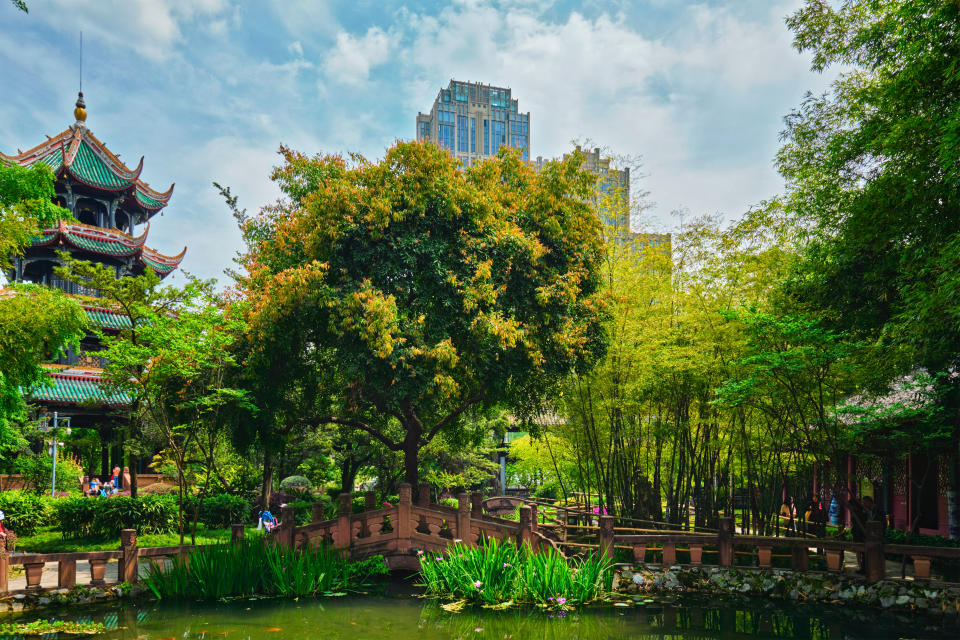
[323,27,395,86]
[289,41,304,58]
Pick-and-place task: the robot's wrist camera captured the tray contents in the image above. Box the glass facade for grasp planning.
[457,115,469,152]
[470,117,476,153]
[492,120,506,154]
[439,109,455,151]
[483,120,489,155]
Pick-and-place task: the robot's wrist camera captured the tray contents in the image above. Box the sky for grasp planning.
[0,0,836,286]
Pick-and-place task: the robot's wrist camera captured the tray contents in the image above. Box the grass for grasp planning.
[418,538,612,607]
[141,538,388,600]
[13,525,260,553]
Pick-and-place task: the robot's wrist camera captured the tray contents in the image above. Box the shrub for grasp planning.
[13,454,84,495]
[0,491,53,536]
[183,494,251,528]
[141,538,387,599]
[53,495,178,539]
[279,475,313,491]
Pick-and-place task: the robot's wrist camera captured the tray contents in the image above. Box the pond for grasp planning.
[2,591,957,639]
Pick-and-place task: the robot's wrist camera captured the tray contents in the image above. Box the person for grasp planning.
[780,497,797,532]
[258,510,279,532]
[110,467,121,494]
[0,510,7,539]
[89,477,101,496]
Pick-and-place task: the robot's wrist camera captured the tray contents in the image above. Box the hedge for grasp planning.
[0,491,54,536]
[52,493,254,539]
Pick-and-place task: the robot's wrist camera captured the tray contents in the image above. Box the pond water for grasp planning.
[2,591,957,640]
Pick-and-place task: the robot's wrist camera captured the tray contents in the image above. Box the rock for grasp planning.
[740,583,751,593]
[880,596,896,608]
[621,570,633,581]
[36,597,51,605]
[669,565,681,572]
[896,595,911,606]
[632,573,644,585]
[12,594,26,601]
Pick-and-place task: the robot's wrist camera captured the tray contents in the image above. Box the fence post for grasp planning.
[397,483,412,554]
[519,505,534,548]
[335,493,353,549]
[529,503,538,533]
[417,483,431,507]
[119,529,138,584]
[718,517,734,567]
[599,515,614,560]
[864,521,885,583]
[456,493,471,542]
[281,504,296,548]
[0,536,7,594]
[231,523,245,543]
[58,559,77,589]
[365,490,377,512]
[471,492,483,517]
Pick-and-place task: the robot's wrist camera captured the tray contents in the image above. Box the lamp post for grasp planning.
[39,412,71,498]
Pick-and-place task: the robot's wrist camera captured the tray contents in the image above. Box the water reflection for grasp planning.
[0,594,955,640]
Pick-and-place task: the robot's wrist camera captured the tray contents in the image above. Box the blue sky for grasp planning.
[0,0,835,285]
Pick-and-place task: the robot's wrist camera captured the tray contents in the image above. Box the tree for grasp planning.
[56,258,194,496]
[236,142,606,486]
[0,162,85,457]
[780,0,960,535]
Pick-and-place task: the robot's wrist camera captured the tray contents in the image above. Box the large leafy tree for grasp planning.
[0,163,86,456]
[237,142,606,486]
[779,0,960,532]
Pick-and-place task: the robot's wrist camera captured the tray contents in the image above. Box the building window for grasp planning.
[483,120,489,155]
[419,121,430,140]
[457,115,469,152]
[492,121,506,153]
[471,118,476,153]
[439,109,455,151]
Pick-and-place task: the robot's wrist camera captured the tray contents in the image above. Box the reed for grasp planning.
[142,539,386,599]
[418,540,612,606]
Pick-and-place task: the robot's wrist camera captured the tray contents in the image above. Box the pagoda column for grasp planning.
[108,199,117,229]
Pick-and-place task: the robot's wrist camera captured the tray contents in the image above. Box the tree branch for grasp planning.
[420,393,485,446]
[311,416,403,452]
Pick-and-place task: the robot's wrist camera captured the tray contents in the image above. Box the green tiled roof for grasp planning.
[69,141,132,190]
[30,370,130,407]
[63,229,141,256]
[135,188,164,209]
[84,307,132,331]
[35,148,63,171]
[30,229,58,246]
[141,254,178,274]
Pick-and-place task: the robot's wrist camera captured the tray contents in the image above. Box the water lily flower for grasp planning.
[474,580,483,589]
[556,597,567,605]
[454,539,462,543]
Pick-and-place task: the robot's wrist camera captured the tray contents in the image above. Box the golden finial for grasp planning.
[74,91,86,123]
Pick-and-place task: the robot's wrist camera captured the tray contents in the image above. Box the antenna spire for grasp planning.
[74,32,86,124]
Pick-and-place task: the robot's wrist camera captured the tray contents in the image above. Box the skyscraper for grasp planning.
[416,80,530,165]
[535,147,631,232]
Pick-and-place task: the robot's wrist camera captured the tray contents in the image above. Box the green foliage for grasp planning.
[0,490,53,535]
[236,142,606,485]
[51,493,252,539]
[12,452,84,496]
[418,539,612,606]
[278,475,313,490]
[0,619,105,636]
[141,538,387,599]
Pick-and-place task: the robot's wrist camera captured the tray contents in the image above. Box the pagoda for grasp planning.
[2,92,186,479]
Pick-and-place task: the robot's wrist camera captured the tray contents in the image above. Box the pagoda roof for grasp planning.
[28,220,186,278]
[82,305,133,331]
[30,365,130,407]
[0,124,174,215]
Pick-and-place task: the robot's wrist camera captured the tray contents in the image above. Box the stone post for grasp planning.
[312,501,325,523]
[281,504,296,548]
[599,515,615,560]
[417,483,431,507]
[120,529,138,584]
[365,490,377,512]
[122,466,131,491]
[58,559,77,588]
[529,503,538,533]
[81,476,90,494]
[456,493,471,543]
[718,517,735,567]
[864,520,885,583]
[396,483,412,554]
[470,492,483,517]
[791,544,809,571]
[89,559,107,585]
[662,542,677,567]
[335,493,353,549]
[519,505,534,548]
[24,562,44,589]
[231,523,245,543]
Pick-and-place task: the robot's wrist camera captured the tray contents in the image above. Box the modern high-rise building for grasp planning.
[416,80,530,165]
[535,147,631,232]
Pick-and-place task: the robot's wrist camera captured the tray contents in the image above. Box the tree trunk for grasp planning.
[129,453,138,498]
[261,453,274,509]
[403,440,419,487]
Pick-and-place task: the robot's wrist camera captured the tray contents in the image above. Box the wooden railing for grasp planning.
[595,516,960,582]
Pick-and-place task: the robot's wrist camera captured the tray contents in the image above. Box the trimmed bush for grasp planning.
[279,475,313,490]
[53,495,177,538]
[0,491,54,536]
[183,494,251,528]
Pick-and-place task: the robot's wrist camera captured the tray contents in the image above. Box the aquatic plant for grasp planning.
[418,539,612,606]
[141,538,387,599]
[0,619,106,636]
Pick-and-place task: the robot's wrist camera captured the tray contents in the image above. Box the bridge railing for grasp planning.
[276,483,554,570]
[594,516,960,582]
